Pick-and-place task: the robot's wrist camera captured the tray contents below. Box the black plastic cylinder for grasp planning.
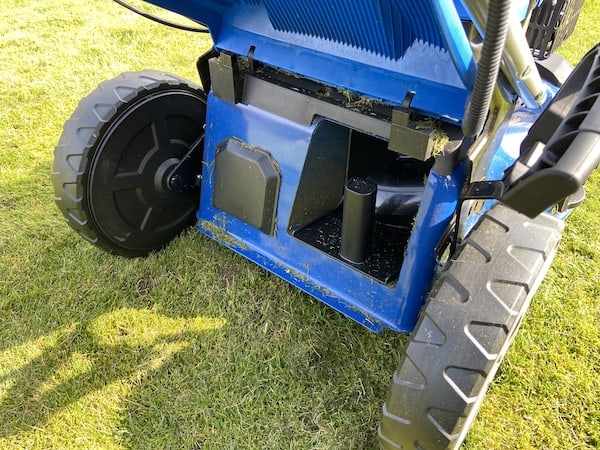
[340,178,377,264]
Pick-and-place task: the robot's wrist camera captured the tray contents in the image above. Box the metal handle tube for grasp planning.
[460,0,547,108]
[431,0,478,90]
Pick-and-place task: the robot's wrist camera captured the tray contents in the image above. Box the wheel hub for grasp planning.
[153,157,181,195]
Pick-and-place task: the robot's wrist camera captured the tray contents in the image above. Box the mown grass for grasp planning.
[0,1,598,449]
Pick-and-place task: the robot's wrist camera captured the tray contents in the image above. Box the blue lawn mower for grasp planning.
[52,0,599,448]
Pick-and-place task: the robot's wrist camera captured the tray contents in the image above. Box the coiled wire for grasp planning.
[462,0,511,136]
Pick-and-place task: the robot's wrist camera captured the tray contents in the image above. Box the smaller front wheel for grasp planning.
[52,70,207,257]
[379,204,564,449]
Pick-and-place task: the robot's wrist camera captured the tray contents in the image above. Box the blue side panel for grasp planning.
[197,93,472,332]
[394,162,469,330]
[199,94,392,331]
[195,91,549,332]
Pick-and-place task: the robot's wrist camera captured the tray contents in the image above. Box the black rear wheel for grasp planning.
[379,204,564,449]
[52,71,206,257]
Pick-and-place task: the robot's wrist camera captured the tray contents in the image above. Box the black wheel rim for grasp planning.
[87,89,206,255]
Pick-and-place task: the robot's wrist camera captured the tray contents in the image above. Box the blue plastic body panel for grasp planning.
[195,92,542,333]
[146,0,535,122]
[141,0,549,333]
[198,93,475,332]
[147,0,483,122]
[463,82,560,233]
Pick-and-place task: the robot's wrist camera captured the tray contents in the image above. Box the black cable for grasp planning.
[462,0,511,136]
[112,0,209,33]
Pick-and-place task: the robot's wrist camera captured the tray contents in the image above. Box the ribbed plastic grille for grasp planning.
[243,0,445,59]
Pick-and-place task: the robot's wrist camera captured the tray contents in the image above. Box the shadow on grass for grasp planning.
[0,307,226,438]
[1,298,403,449]
[0,214,406,449]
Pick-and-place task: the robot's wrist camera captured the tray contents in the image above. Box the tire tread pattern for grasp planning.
[379,204,564,449]
[52,70,202,256]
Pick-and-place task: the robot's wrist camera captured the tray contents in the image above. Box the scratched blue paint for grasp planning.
[139,0,558,332]
[197,95,478,332]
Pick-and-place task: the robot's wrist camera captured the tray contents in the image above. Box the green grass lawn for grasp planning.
[1,1,598,449]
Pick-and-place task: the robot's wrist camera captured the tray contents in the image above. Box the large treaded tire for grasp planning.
[379,204,564,449]
[52,70,206,257]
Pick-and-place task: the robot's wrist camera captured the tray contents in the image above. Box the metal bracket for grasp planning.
[450,180,505,256]
[167,134,205,193]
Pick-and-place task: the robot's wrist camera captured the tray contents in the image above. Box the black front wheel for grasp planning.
[52,70,207,257]
[379,204,564,449]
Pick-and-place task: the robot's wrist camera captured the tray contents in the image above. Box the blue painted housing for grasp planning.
[148,0,480,122]
[195,91,543,333]
[198,93,472,332]
[140,0,547,332]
